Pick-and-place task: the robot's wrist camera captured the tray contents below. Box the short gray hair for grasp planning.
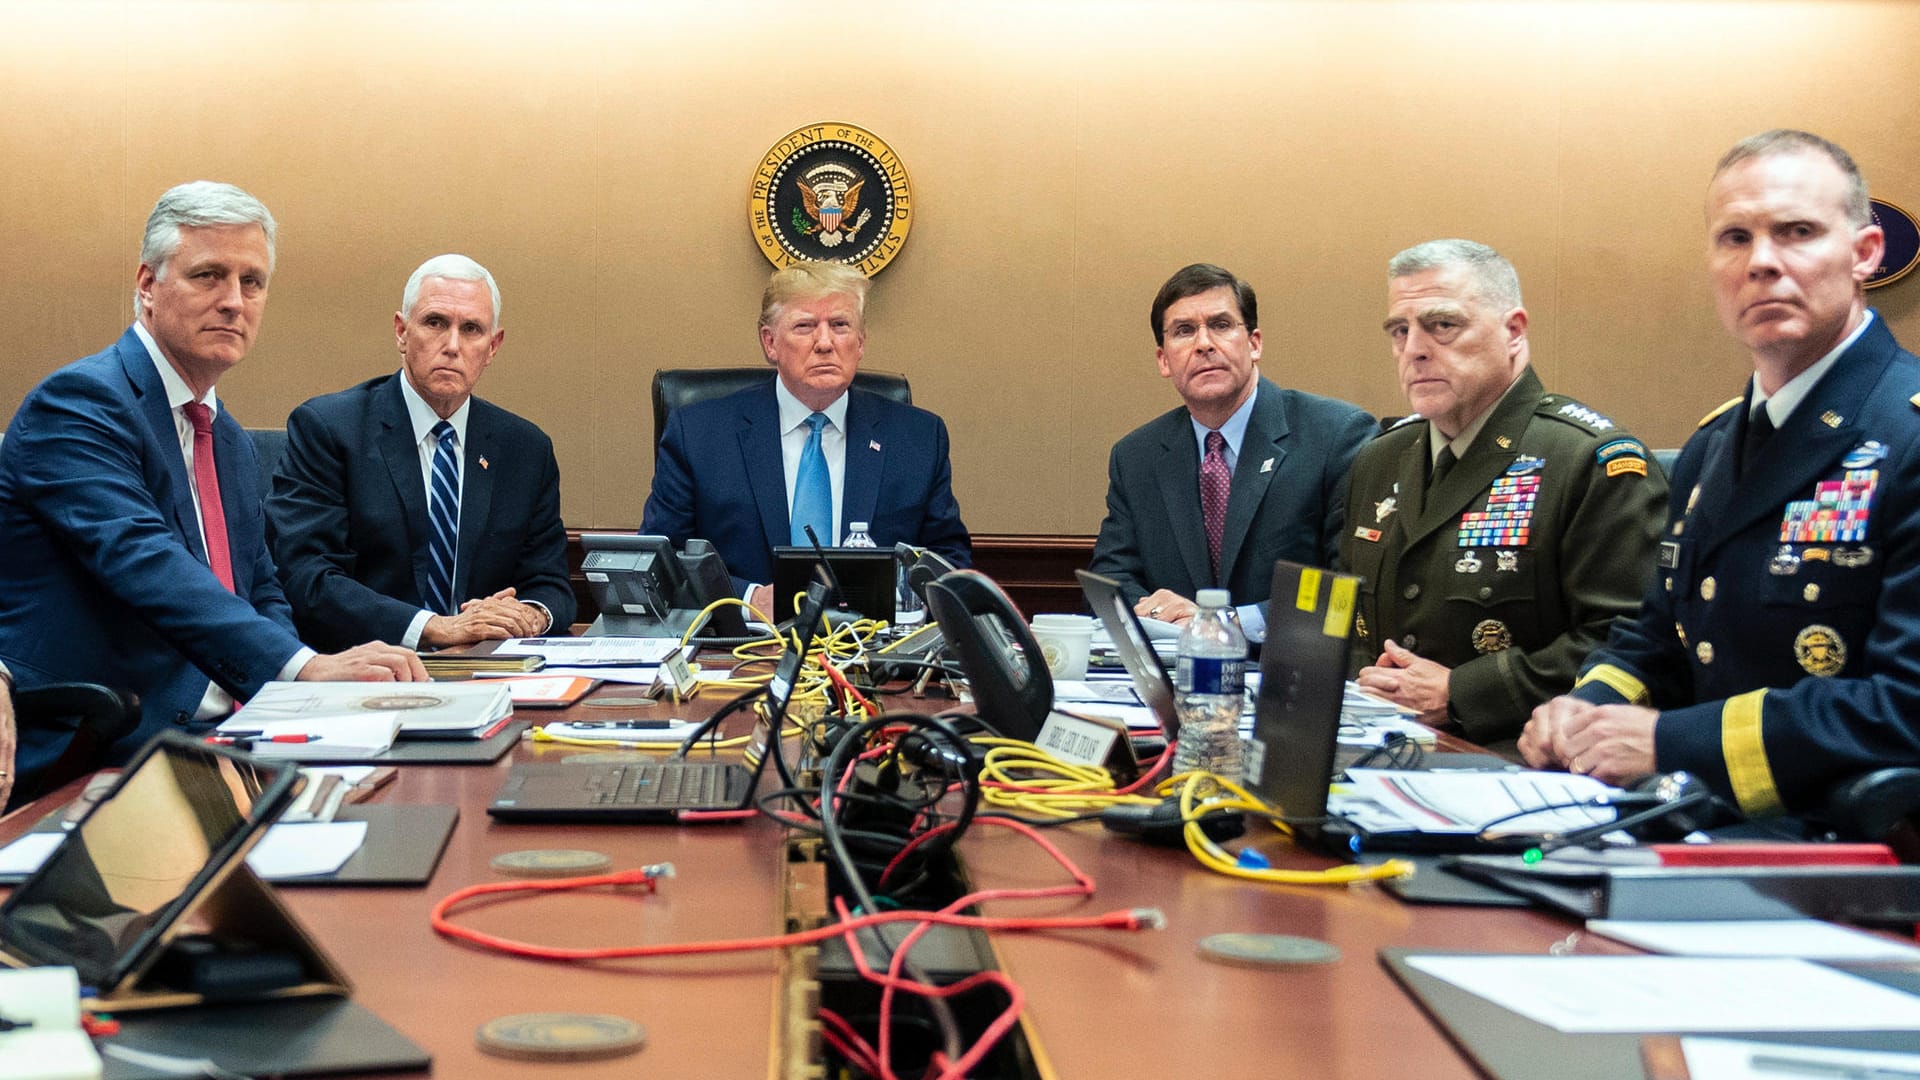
[1388,238,1523,311]
[401,253,502,327]
[135,180,277,316]
[1713,129,1871,228]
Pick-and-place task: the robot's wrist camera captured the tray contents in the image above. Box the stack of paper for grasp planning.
[1334,769,1623,835]
[0,967,102,1079]
[494,636,686,665]
[217,713,402,757]
[229,681,512,740]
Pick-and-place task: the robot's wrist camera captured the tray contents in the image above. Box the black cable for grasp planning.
[670,685,767,760]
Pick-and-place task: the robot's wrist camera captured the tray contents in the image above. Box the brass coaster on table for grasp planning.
[476,1012,646,1062]
[488,850,613,879]
[1197,933,1341,968]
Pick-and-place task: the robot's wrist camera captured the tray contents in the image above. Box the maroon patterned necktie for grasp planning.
[1201,430,1230,581]
[181,402,235,592]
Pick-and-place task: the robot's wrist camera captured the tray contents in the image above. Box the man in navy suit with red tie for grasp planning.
[643,261,971,618]
[0,181,423,805]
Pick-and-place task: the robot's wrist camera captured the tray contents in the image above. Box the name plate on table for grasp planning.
[1035,711,1140,784]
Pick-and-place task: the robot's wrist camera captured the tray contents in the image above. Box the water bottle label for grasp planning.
[1176,656,1245,695]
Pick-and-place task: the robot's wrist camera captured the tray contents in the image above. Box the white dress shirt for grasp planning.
[133,323,313,717]
[1750,310,1874,427]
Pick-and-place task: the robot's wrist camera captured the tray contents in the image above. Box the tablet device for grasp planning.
[0,733,300,992]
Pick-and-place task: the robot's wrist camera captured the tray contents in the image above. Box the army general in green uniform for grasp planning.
[1338,240,1668,745]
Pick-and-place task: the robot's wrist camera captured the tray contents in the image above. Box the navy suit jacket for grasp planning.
[1574,315,1920,814]
[641,379,971,589]
[0,327,304,787]
[1089,377,1374,609]
[266,373,575,652]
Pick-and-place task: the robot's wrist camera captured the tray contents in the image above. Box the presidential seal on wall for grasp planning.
[750,122,912,276]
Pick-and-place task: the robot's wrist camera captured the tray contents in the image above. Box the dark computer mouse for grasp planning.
[1100,797,1246,848]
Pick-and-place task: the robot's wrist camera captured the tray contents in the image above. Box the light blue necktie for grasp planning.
[790,412,832,546]
[425,420,460,615]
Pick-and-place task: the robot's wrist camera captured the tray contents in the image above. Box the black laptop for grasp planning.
[1075,569,1180,745]
[486,583,831,824]
[1248,561,1533,856]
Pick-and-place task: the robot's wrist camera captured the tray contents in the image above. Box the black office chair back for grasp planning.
[8,683,141,810]
[650,367,912,449]
[247,427,289,498]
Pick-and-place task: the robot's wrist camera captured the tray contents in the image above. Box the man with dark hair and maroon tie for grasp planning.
[0,181,424,807]
[1090,263,1374,641]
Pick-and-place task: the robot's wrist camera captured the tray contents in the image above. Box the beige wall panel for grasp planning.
[5,0,1920,536]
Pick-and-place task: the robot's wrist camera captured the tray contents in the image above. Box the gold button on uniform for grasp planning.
[1700,577,1716,601]
[1696,640,1714,665]
[1804,583,1821,603]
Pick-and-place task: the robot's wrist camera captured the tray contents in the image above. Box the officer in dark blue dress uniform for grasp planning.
[1521,130,1920,817]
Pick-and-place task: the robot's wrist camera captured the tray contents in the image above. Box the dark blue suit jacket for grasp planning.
[1089,377,1374,609]
[1574,315,1920,814]
[266,373,576,652]
[0,328,303,786]
[641,379,971,589]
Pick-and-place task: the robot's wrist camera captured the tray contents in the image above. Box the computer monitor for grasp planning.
[580,533,684,623]
[773,546,896,623]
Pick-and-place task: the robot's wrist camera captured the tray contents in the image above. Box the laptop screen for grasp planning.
[1075,569,1180,739]
[1247,561,1360,822]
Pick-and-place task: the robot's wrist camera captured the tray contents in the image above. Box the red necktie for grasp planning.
[181,402,235,593]
[1201,430,1231,581]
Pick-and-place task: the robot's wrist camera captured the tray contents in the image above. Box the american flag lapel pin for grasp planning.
[870,440,882,452]
[1260,457,1275,473]
[478,456,490,470]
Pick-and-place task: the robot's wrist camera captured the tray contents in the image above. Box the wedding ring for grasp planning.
[1149,606,1164,617]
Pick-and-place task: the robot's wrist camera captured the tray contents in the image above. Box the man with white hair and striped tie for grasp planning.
[267,254,575,651]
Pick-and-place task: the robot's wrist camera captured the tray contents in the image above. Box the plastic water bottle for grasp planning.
[1172,589,1248,781]
[843,522,876,548]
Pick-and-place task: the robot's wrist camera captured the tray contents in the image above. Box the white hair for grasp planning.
[134,180,276,316]
[1388,238,1523,311]
[402,253,502,326]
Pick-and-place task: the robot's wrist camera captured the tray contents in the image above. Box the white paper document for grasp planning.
[244,820,369,879]
[1405,955,1920,1033]
[0,832,64,876]
[0,966,102,1079]
[494,636,684,665]
[1681,1037,1920,1080]
[1337,769,1623,834]
[227,680,509,736]
[1588,919,1920,962]
[1051,680,1144,705]
[479,665,662,684]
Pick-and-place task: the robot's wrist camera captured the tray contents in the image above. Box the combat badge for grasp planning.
[1496,550,1518,572]
[1470,619,1512,655]
[1794,624,1847,676]
[1834,546,1874,568]
[1375,492,1398,522]
[1769,545,1801,576]
[750,122,913,276]
[1841,440,1888,469]
[1455,550,1483,574]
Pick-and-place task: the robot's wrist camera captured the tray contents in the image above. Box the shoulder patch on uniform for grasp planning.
[1698,397,1742,428]
[1595,438,1647,464]
[1542,399,1617,433]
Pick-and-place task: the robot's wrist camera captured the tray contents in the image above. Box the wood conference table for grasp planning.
[0,691,1609,1079]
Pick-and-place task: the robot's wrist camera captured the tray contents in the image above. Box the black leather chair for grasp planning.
[7,683,141,810]
[247,427,289,497]
[649,367,912,450]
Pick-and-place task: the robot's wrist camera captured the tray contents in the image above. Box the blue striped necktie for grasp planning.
[790,412,832,546]
[426,420,460,615]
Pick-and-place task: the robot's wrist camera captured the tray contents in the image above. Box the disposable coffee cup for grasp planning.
[1030,614,1095,681]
